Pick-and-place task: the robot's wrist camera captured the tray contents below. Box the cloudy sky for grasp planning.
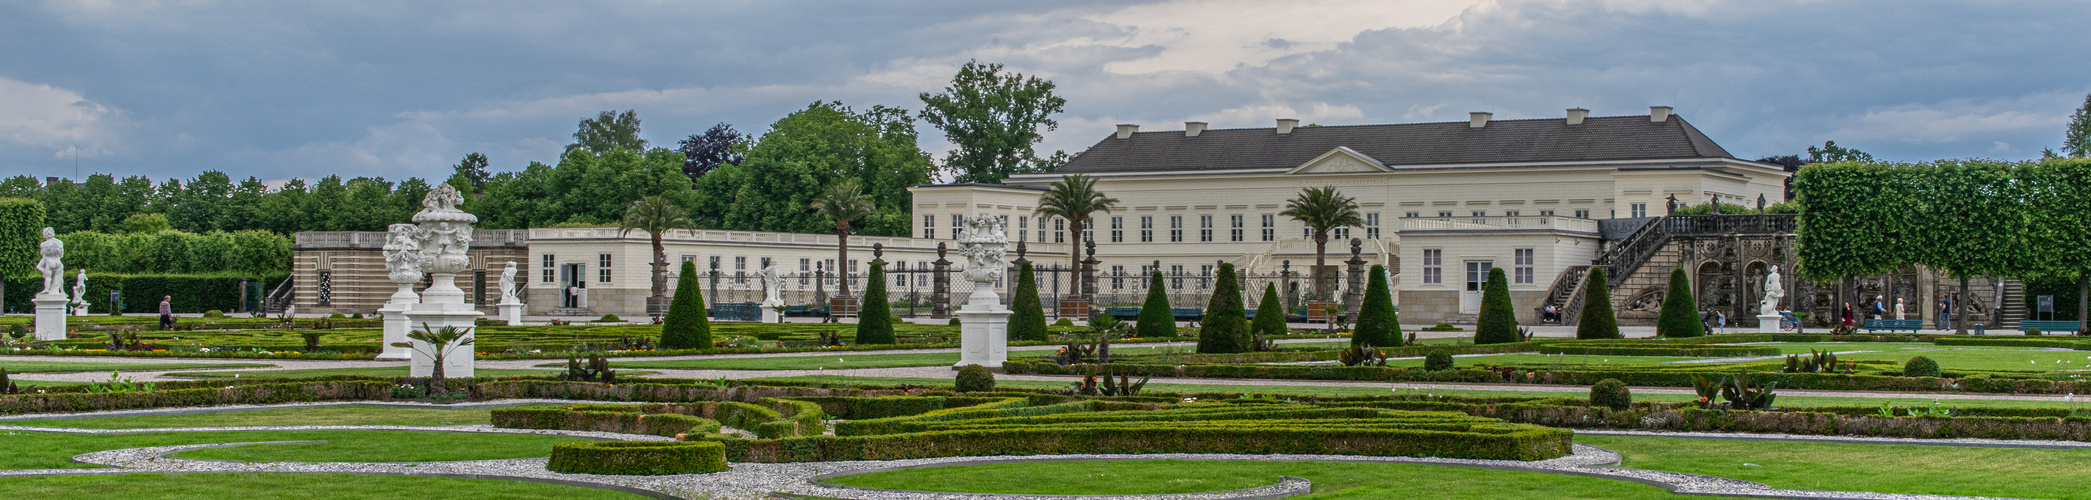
[3,0,2087,183]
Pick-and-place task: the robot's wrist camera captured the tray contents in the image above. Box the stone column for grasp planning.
[931,243,951,319]
[1342,238,1366,317]
[1081,238,1099,299]
[1281,260,1296,313]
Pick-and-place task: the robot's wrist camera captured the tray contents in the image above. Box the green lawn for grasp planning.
[824,459,1721,499]
[0,473,645,499]
[0,404,525,429]
[163,367,563,379]
[0,430,592,469]
[0,361,272,373]
[1578,434,2091,499]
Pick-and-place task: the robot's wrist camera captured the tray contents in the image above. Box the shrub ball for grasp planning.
[1424,349,1455,371]
[955,364,996,392]
[1903,356,1942,377]
[1589,379,1632,411]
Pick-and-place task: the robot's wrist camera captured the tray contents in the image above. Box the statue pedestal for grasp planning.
[404,274,481,378]
[497,300,524,325]
[376,286,417,361]
[1757,314,1782,333]
[954,286,1010,369]
[71,304,88,317]
[760,300,783,324]
[32,294,68,341]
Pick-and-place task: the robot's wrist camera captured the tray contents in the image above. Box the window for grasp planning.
[799,258,811,284]
[709,255,721,270]
[1575,209,1591,219]
[1140,216,1154,242]
[1260,214,1275,241]
[1111,265,1125,289]
[1199,215,1213,242]
[1365,213,1380,239]
[1514,248,1535,284]
[951,215,964,239]
[1333,225,1349,240]
[1110,216,1124,243]
[1539,210,1555,216]
[1405,211,1419,218]
[1630,203,1647,218]
[1230,215,1244,241]
[598,254,612,283]
[734,256,747,284]
[1471,210,1486,217]
[542,254,555,283]
[1200,264,1214,289]
[1422,249,1443,284]
[1302,224,1312,239]
[1169,216,1183,242]
[473,271,486,305]
[1439,211,1454,217]
[1083,223,1093,244]
[1018,217,1029,242]
[1170,265,1184,289]
[922,215,934,239]
[1054,218,1065,243]
[1504,210,1520,217]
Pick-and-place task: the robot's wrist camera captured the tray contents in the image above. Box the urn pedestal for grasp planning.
[377,284,418,361]
[32,294,68,341]
[497,300,525,325]
[1757,314,1783,333]
[954,286,1010,369]
[405,273,482,378]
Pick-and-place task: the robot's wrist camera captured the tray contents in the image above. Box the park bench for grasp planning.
[1171,308,1204,320]
[1861,319,1923,333]
[1103,307,1140,319]
[2019,320,2082,334]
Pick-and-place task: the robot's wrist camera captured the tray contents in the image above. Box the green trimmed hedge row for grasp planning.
[0,381,391,415]
[547,441,729,475]
[1536,343,1780,357]
[491,406,721,437]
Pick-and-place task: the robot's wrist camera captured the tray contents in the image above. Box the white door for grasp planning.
[1459,261,1493,314]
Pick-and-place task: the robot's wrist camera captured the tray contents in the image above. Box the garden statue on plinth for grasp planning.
[954,214,1011,369]
[1757,265,1785,333]
[758,265,785,323]
[376,223,421,360]
[1895,298,1906,321]
[70,270,89,316]
[403,184,482,377]
[496,261,524,325]
[32,227,68,340]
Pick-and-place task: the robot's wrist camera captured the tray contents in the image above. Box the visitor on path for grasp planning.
[1938,298,1952,331]
[158,296,174,330]
[1701,309,1716,334]
[1716,311,1728,334]
[1871,296,1886,320]
[1841,303,1855,329]
[1779,308,1801,330]
[1543,304,1560,323]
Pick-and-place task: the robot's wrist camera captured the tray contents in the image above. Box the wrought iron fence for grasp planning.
[691,264,1368,319]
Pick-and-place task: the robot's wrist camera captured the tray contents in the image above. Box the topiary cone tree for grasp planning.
[1474,267,1520,344]
[660,260,712,349]
[1198,263,1249,353]
[1007,262,1048,342]
[855,263,894,345]
[1576,267,1621,339]
[1656,267,1703,338]
[1137,270,1176,339]
[1251,283,1287,341]
[1353,265,1401,347]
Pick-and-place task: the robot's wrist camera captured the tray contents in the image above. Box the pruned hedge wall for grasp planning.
[547,441,729,475]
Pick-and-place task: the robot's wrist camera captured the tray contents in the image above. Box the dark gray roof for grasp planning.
[1054,114,1736,175]
[912,183,1046,191]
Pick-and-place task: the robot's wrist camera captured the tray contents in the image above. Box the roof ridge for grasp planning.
[1124,114,1666,133]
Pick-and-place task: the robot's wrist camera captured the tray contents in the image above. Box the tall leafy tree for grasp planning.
[1913,161,2031,334]
[1032,174,1118,288]
[451,152,491,193]
[675,123,745,181]
[1807,140,1875,163]
[2028,159,2091,331]
[568,110,646,155]
[2067,93,2091,159]
[810,178,876,298]
[919,60,1067,184]
[1280,186,1363,299]
[700,101,930,236]
[620,195,695,312]
[0,198,46,279]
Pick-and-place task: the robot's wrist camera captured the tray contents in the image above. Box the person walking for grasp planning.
[1841,302,1855,329]
[1937,297,1953,331]
[1871,296,1886,320]
[1716,311,1728,334]
[157,296,174,330]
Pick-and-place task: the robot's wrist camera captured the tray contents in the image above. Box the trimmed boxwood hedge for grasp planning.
[0,381,391,415]
[547,440,729,475]
[491,406,722,437]
[1536,343,1780,357]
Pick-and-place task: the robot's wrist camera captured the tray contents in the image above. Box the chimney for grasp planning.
[1115,124,1139,139]
[1275,118,1299,135]
[1566,108,1589,126]
[1649,106,1673,123]
[1184,121,1207,138]
[1469,112,1493,129]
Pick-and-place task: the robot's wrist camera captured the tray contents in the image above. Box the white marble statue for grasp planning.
[70,270,87,309]
[957,215,1008,285]
[499,261,520,303]
[1895,298,1906,320]
[413,184,475,277]
[1759,265,1785,316]
[382,223,423,284]
[404,183,483,378]
[757,265,785,307]
[35,227,63,296]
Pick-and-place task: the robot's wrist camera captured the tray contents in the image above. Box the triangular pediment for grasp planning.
[1287,147,1391,174]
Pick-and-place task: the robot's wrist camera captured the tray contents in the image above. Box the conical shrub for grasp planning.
[855,263,894,345]
[1007,262,1047,342]
[1576,267,1621,339]
[1137,270,1176,339]
[1474,267,1519,344]
[1352,265,1401,347]
[1657,268,1703,338]
[1198,263,1249,353]
[660,260,712,349]
[1251,283,1287,340]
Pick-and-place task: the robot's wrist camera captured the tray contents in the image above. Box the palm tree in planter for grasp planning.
[1280,186,1363,299]
[1033,174,1119,295]
[619,195,695,317]
[811,179,877,300]
[391,324,475,395]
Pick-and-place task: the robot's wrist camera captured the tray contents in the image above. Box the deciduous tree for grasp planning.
[919,60,1066,184]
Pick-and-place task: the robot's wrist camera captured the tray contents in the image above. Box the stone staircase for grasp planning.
[1998,280,2027,328]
